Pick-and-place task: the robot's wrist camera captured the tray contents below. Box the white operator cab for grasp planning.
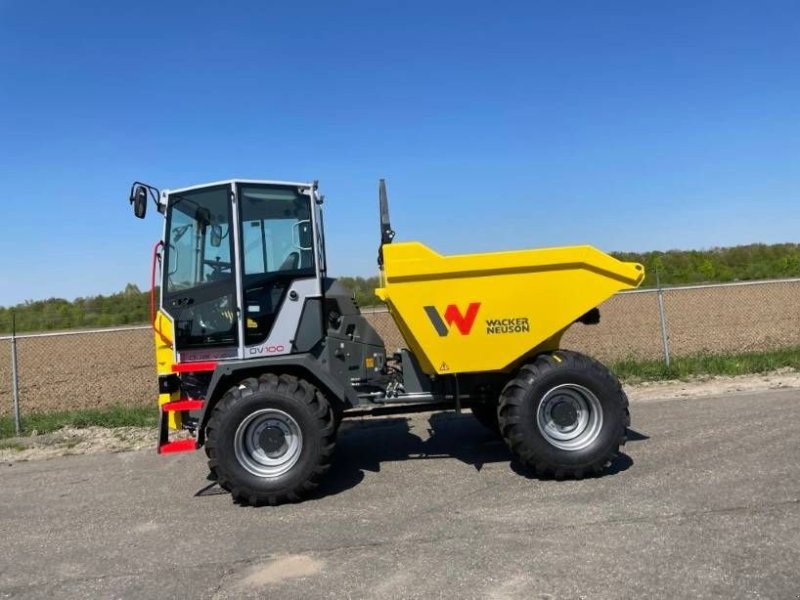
[153,180,328,363]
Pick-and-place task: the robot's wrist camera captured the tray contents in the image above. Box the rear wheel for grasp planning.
[498,351,628,478]
[205,373,336,505]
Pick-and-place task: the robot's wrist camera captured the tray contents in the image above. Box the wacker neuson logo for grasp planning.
[486,317,530,335]
[424,303,481,336]
[425,303,530,337]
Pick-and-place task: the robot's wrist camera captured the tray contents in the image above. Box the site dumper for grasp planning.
[128,178,644,505]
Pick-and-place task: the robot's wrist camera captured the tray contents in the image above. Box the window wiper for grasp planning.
[172,224,192,242]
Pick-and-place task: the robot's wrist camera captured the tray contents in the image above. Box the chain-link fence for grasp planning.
[2,278,799,429]
[0,326,155,431]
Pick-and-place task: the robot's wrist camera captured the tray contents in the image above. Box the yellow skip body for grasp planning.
[376,241,644,375]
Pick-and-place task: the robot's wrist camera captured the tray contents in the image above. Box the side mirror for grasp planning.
[210,225,222,248]
[131,185,148,219]
[293,220,313,250]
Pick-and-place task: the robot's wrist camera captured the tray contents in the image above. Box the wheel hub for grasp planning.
[233,408,303,478]
[536,384,604,451]
[550,398,579,428]
[259,426,288,457]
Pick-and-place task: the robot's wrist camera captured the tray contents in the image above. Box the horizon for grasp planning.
[1,1,798,305]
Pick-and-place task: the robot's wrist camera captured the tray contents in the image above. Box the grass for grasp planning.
[0,405,157,439]
[0,439,28,451]
[1,348,799,439]
[612,347,800,382]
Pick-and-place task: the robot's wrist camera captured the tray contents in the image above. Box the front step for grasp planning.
[158,399,204,454]
[159,438,198,454]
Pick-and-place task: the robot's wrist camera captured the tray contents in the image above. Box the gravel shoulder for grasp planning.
[3,369,799,463]
[625,367,800,402]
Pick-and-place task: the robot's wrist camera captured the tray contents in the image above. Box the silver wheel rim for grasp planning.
[234,409,303,478]
[536,384,603,451]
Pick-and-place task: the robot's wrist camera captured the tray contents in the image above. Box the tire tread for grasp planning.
[498,350,628,478]
[204,373,336,506]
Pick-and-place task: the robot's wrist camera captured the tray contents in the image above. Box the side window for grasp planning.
[166,207,196,290]
[242,220,266,274]
[239,184,315,345]
[239,186,315,276]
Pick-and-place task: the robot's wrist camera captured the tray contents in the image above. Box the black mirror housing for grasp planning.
[298,222,313,249]
[210,225,223,247]
[131,185,147,219]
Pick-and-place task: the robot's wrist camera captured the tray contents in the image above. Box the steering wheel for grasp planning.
[203,259,232,273]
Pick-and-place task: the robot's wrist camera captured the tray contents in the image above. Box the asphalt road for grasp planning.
[1,389,799,599]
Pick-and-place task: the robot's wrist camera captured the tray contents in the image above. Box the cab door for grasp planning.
[162,184,239,355]
[237,183,319,348]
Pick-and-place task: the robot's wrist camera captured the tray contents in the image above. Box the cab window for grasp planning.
[239,184,315,344]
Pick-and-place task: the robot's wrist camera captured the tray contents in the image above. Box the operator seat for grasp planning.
[300,249,314,269]
[278,252,299,270]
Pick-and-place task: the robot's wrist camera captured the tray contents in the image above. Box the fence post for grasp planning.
[656,270,671,368]
[10,312,21,436]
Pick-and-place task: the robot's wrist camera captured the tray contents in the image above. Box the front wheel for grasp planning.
[498,351,629,478]
[205,373,336,505]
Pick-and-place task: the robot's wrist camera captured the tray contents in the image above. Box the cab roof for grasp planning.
[163,179,314,197]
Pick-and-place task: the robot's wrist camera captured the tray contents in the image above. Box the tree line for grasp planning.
[0,284,151,334]
[2,243,799,334]
[614,243,800,287]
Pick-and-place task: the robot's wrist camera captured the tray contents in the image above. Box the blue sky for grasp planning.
[0,0,798,306]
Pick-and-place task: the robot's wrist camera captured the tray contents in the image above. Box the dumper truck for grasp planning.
[128,178,644,505]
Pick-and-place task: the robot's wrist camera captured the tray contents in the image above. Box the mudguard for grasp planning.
[194,353,360,445]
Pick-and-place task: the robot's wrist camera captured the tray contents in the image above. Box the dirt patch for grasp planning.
[625,367,800,402]
[0,426,156,463]
[234,555,324,590]
[0,328,154,417]
[2,370,799,464]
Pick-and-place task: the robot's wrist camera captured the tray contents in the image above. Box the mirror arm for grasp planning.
[129,181,162,213]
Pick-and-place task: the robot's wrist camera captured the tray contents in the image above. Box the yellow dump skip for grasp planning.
[376,242,644,375]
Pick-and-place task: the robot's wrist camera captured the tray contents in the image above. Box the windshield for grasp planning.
[165,186,233,293]
[162,185,237,349]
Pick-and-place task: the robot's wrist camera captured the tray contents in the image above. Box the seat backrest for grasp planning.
[278,252,299,271]
[300,249,314,269]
